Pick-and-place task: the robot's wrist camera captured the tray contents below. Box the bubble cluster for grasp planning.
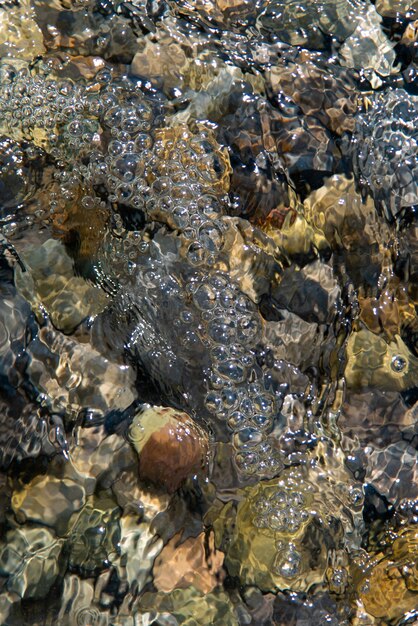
[256,0,363,49]
[353,89,418,223]
[1,0,418,622]
[0,136,41,213]
[0,62,163,257]
[97,111,289,475]
[92,117,285,476]
[0,64,95,156]
[142,124,231,234]
[0,57,346,487]
[99,241,283,476]
[90,96,155,209]
[0,64,154,170]
[250,482,309,536]
[97,123,231,284]
[188,272,283,474]
[217,463,363,592]
[0,64,238,274]
[0,38,348,489]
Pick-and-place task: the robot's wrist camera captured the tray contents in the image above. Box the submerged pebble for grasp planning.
[213,457,363,593]
[129,405,210,493]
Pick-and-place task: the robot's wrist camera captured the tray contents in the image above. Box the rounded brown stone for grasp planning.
[129,405,210,493]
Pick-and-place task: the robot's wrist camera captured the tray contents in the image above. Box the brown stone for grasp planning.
[129,406,209,493]
[153,531,225,593]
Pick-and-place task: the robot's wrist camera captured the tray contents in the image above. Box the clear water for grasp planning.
[0,0,417,624]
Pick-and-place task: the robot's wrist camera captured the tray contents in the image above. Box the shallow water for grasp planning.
[0,0,418,624]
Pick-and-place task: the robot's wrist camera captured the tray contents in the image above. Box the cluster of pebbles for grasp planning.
[0,0,418,624]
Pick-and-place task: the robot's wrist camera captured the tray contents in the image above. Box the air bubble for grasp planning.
[228,344,244,358]
[216,359,246,383]
[273,548,301,579]
[113,154,141,182]
[253,496,271,515]
[81,196,96,210]
[117,131,132,144]
[250,414,272,431]
[237,315,260,343]
[240,397,254,416]
[119,184,134,201]
[187,242,206,266]
[288,492,305,508]
[121,116,142,134]
[209,372,225,389]
[241,353,255,367]
[209,274,228,290]
[108,141,124,157]
[135,133,153,151]
[221,388,239,410]
[268,511,285,531]
[270,490,287,508]
[198,223,224,252]
[220,288,235,308]
[233,427,263,449]
[205,391,223,413]
[234,450,260,474]
[193,284,217,311]
[208,317,236,344]
[253,394,274,415]
[391,355,407,372]
[211,345,229,362]
[227,411,247,430]
[103,106,123,128]
[67,120,83,136]
[253,516,269,528]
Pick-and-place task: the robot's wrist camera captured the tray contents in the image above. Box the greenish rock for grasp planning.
[12,474,86,536]
[213,460,363,593]
[67,495,121,577]
[139,587,239,626]
[0,526,63,599]
[15,238,107,333]
[345,327,418,392]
